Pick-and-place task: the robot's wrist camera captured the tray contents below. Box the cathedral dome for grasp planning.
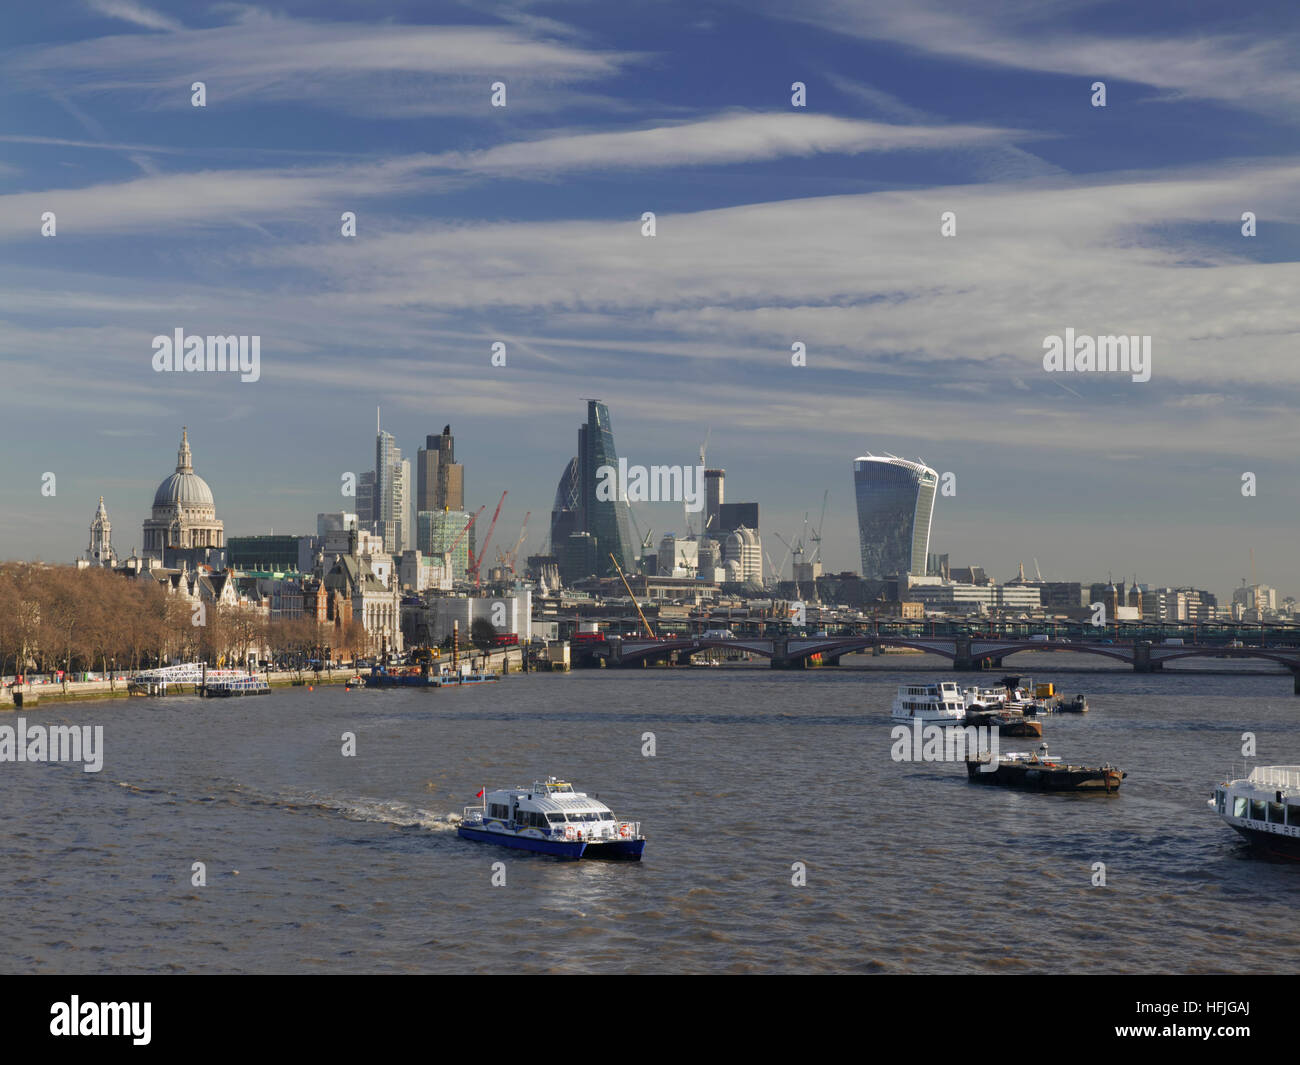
[152,428,214,508]
[154,471,214,508]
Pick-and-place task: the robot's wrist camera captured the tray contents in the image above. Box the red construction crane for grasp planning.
[471,490,507,587]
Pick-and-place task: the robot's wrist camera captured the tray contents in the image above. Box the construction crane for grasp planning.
[623,498,655,571]
[469,491,507,588]
[808,490,829,564]
[773,530,803,573]
[773,531,804,600]
[498,511,531,576]
[697,428,711,540]
[763,550,779,586]
[609,553,656,638]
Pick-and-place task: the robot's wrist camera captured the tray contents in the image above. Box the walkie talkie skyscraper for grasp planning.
[853,455,938,580]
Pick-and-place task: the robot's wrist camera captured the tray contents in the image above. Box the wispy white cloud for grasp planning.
[772,0,1300,115]
[13,10,634,116]
[0,111,1038,236]
[0,157,455,239]
[239,159,1300,397]
[426,111,1037,175]
[84,0,182,33]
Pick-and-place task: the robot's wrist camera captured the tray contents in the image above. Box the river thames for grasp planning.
[3,654,1297,974]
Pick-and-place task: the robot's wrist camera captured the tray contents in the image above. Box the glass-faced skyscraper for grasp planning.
[578,400,635,577]
[853,455,938,579]
[375,425,402,553]
[547,401,637,583]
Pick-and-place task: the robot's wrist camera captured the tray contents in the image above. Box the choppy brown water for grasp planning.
[3,653,1297,973]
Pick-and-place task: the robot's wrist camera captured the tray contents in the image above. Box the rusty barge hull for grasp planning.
[966,761,1125,792]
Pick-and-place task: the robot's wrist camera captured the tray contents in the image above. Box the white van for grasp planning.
[1029,634,1050,642]
[703,628,735,639]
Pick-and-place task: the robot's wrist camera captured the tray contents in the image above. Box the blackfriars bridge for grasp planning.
[585,635,1300,693]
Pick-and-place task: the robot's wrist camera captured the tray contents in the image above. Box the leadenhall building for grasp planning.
[142,427,226,571]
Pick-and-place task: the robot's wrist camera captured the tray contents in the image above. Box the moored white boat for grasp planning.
[891,681,967,723]
[458,777,645,861]
[962,685,1010,711]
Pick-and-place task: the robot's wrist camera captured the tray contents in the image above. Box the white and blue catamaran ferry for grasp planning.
[458,777,646,861]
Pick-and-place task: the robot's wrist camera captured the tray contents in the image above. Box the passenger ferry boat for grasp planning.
[892,681,967,723]
[202,674,270,697]
[1210,766,1300,860]
[458,777,645,861]
[364,663,498,688]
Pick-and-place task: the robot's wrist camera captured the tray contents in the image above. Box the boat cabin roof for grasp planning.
[1227,766,1300,798]
[484,778,613,815]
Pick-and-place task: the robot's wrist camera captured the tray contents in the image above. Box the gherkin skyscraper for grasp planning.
[578,400,635,578]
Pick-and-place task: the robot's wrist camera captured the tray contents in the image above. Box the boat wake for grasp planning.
[111,778,461,831]
[249,788,462,832]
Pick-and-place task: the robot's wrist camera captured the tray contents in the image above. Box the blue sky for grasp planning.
[3,0,1299,599]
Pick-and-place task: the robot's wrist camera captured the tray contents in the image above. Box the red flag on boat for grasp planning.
[475,789,484,798]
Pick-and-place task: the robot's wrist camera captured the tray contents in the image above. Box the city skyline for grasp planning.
[3,1,1299,598]
[32,405,1294,607]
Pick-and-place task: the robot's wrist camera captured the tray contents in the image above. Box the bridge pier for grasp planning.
[952,635,977,671]
[1293,670,1300,696]
[1133,642,1162,673]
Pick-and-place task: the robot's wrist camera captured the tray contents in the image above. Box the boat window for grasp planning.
[1234,796,1248,818]
[1250,799,1267,822]
[546,812,566,824]
[1288,804,1300,827]
[1269,802,1285,824]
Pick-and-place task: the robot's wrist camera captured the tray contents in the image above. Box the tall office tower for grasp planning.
[417,424,465,513]
[704,468,724,538]
[374,412,403,554]
[852,454,938,579]
[437,426,464,511]
[717,501,759,538]
[576,400,635,577]
[399,457,412,551]
[419,509,472,580]
[416,440,437,514]
[356,471,375,530]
